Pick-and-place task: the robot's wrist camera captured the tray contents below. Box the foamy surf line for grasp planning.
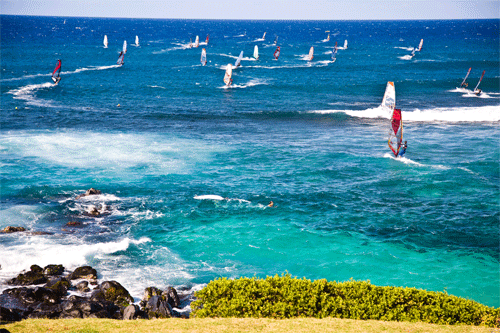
[2,65,121,82]
[311,105,500,122]
[0,236,151,282]
[219,79,269,89]
[383,153,449,170]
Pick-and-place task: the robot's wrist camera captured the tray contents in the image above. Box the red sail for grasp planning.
[274,46,280,60]
[391,109,402,135]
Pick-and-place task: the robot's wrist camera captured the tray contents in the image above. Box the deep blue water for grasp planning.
[0,16,499,309]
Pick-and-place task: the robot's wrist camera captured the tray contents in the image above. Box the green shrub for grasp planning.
[191,274,500,327]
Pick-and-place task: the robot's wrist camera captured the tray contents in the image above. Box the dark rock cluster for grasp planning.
[0,264,185,322]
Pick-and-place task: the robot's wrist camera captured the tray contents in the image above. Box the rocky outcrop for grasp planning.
[140,286,181,318]
[76,188,102,199]
[69,266,97,280]
[99,281,134,308]
[1,264,184,322]
[8,265,47,286]
[1,226,26,233]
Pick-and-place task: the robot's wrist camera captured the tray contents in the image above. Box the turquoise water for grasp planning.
[0,16,499,308]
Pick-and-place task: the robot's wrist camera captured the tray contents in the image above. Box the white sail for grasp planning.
[253,45,259,59]
[194,35,199,48]
[103,35,108,48]
[474,70,485,92]
[224,64,233,86]
[135,35,139,46]
[381,81,396,112]
[460,67,472,88]
[123,40,127,53]
[417,39,423,51]
[262,32,266,40]
[201,48,207,66]
[308,47,314,61]
[234,51,243,67]
[343,40,348,49]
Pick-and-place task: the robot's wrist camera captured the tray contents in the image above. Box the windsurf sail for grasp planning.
[274,36,278,45]
[460,67,472,88]
[117,51,125,65]
[343,40,348,49]
[410,48,416,57]
[308,46,314,61]
[224,64,233,86]
[253,45,259,59]
[274,46,280,60]
[123,40,127,54]
[417,39,423,51]
[201,48,207,66]
[388,108,403,157]
[194,35,199,48]
[262,32,266,40]
[331,44,337,61]
[326,33,330,41]
[51,59,61,84]
[206,34,210,44]
[234,51,243,67]
[135,35,139,46]
[188,38,192,48]
[103,35,108,48]
[381,81,396,112]
[474,70,485,92]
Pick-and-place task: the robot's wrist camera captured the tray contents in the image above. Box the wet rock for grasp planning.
[75,280,90,292]
[66,221,81,226]
[1,226,26,233]
[69,266,97,280]
[43,264,64,276]
[45,277,70,297]
[76,188,102,199]
[145,295,173,318]
[123,304,139,320]
[163,286,181,308]
[0,305,24,322]
[7,265,47,286]
[99,281,134,308]
[26,231,53,236]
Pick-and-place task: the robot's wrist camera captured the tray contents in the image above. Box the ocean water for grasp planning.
[1,16,499,309]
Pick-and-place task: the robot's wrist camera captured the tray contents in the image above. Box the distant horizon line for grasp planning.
[2,14,498,21]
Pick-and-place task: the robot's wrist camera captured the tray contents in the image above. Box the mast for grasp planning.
[460,68,471,88]
[474,70,485,91]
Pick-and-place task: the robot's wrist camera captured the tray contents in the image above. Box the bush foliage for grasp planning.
[191,274,499,327]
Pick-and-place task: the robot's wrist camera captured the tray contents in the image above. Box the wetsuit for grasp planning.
[399,144,407,157]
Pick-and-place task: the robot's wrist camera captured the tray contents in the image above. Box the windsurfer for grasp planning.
[474,89,482,96]
[399,141,407,157]
[267,201,274,207]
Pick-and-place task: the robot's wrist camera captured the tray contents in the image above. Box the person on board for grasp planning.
[474,89,482,96]
[267,201,274,207]
[399,141,407,158]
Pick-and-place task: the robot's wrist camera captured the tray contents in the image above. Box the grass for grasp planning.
[1,318,497,333]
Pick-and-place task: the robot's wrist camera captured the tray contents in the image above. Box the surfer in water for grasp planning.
[399,141,407,158]
[267,201,274,207]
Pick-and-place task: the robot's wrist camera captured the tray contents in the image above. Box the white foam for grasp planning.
[220,78,269,89]
[394,46,415,51]
[383,153,450,170]
[399,55,413,60]
[194,195,225,200]
[0,236,151,283]
[0,130,224,176]
[462,92,495,99]
[312,105,500,123]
